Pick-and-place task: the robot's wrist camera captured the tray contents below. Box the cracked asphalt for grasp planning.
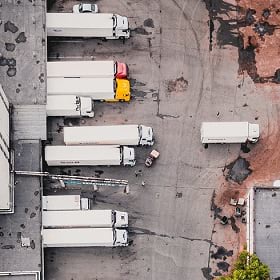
[45,0,275,279]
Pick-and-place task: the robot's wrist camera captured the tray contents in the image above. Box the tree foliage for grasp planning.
[219,250,270,280]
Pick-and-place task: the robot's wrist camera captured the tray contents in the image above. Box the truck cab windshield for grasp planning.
[138,126,142,138]
[112,15,117,28]
[114,62,117,75]
[113,79,117,91]
[112,211,116,225]
[113,229,116,243]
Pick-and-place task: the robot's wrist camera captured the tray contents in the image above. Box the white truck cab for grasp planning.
[114,211,128,228]
[248,123,260,143]
[115,229,128,246]
[122,146,136,166]
[114,14,130,39]
[139,125,154,146]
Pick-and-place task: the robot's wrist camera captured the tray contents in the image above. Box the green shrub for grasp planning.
[218,250,270,280]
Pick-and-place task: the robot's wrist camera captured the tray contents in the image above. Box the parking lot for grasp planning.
[44,0,277,279]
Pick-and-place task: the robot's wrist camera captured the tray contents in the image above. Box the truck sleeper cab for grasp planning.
[112,14,130,39]
[138,125,154,146]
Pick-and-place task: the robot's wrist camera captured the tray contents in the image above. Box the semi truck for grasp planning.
[64,125,154,146]
[46,95,94,117]
[47,60,128,79]
[44,145,136,166]
[42,195,90,211]
[46,13,130,39]
[47,77,130,102]
[42,209,128,228]
[200,122,260,144]
[42,227,128,247]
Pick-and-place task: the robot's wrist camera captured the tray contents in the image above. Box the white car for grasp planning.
[73,3,99,13]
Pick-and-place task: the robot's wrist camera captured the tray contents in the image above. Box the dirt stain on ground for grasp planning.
[211,246,233,260]
[144,18,154,28]
[15,32,27,43]
[5,43,15,52]
[203,0,280,83]
[133,27,151,35]
[238,0,280,80]
[201,267,213,280]
[167,77,188,93]
[223,157,252,184]
[4,21,18,33]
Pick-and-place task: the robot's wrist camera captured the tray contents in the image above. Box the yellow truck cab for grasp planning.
[115,78,130,102]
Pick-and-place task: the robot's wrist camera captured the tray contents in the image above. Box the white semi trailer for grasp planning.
[47,60,128,79]
[44,145,136,166]
[64,125,154,146]
[46,95,94,117]
[42,209,128,228]
[42,227,128,247]
[47,77,131,102]
[42,195,90,211]
[0,84,12,213]
[46,13,130,39]
[200,122,260,144]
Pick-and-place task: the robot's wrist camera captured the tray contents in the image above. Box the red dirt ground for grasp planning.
[237,0,280,77]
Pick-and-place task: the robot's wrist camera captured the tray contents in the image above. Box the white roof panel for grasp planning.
[47,77,114,97]
[0,151,10,210]
[47,61,115,78]
[45,145,121,166]
[64,125,139,145]
[42,227,114,247]
[42,195,81,211]
[201,122,249,138]
[0,84,9,147]
[46,13,114,29]
[43,210,113,228]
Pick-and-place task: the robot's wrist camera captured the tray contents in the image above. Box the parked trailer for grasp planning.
[42,195,90,211]
[64,125,154,146]
[42,227,128,247]
[47,77,130,102]
[44,145,136,166]
[46,95,94,117]
[47,61,128,79]
[42,210,128,228]
[200,122,260,144]
[46,13,130,39]
[0,84,11,213]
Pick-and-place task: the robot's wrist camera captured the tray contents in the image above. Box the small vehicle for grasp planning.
[73,3,99,13]
[145,150,160,167]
